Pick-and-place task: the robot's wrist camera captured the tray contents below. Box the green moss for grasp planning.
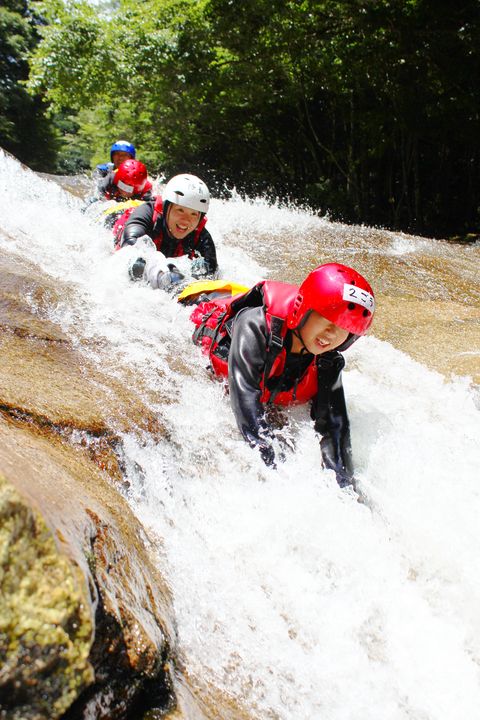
[0,475,94,720]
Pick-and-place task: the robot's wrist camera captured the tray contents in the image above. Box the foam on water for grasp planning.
[1,150,480,719]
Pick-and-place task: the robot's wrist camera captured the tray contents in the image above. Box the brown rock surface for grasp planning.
[0,252,167,439]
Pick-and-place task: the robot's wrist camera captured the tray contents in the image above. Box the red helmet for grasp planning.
[115,159,148,195]
[287,263,375,335]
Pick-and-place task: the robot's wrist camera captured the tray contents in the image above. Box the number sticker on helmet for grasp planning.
[343,283,375,311]
[117,180,134,193]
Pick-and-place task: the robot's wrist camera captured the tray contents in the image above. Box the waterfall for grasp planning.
[1,148,480,719]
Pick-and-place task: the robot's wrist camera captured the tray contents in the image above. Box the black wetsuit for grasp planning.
[120,200,218,275]
[228,306,354,487]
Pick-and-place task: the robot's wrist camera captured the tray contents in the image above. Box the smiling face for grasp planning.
[291,310,349,355]
[166,203,201,239]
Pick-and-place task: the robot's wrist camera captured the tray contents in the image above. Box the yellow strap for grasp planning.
[177,280,249,302]
[101,199,143,216]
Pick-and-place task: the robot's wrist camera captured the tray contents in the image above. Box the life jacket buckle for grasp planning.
[268,315,285,353]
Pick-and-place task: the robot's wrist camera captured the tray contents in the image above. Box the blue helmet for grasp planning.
[110,140,136,161]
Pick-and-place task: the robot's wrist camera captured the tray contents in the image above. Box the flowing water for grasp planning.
[1,149,480,720]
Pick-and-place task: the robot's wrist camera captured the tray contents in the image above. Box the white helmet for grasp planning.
[162,173,210,213]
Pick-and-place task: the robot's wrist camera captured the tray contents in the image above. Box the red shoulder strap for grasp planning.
[152,195,163,223]
[188,214,208,255]
[259,282,298,385]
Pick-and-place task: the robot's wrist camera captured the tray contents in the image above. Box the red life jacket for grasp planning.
[113,196,207,253]
[190,280,319,406]
[112,206,136,248]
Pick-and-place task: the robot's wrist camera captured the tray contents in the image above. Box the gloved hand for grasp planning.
[144,255,169,289]
[128,257,147,281]
[166,263,185,286]
[259,443,276,469]
[336,471,357,491]
[337,473,365,504]
[191,257,208,278]
[145,257,185,291]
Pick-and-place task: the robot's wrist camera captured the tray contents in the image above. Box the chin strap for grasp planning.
[292,327,309,355]
[336,333,359,352]
[292,329,309,401]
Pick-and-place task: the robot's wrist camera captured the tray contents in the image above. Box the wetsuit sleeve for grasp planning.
[196,228,218,275]
[96,171,115,198]
[310,353,355,488]
[93,163,112,180]
[120,201,155,247]
[228,306,276,466]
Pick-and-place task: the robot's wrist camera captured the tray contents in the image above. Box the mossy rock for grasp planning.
[0,475,94,720]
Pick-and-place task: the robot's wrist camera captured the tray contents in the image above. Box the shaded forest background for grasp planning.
[1,0,479,239]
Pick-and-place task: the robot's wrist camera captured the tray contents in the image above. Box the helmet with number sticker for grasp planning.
[287,263,375,335]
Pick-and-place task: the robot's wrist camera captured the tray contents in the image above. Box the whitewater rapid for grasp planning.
[1,150,480,720]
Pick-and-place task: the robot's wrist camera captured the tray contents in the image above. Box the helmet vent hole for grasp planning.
[363,309,369,317]
[348,302,356,311]
[176,191,185,196]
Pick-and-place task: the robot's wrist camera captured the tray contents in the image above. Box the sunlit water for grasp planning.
[1,150,480,719]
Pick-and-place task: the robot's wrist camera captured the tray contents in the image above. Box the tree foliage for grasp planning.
[0,0,57,169]
[21,0,480,235]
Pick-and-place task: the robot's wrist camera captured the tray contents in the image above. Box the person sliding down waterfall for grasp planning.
[83,157,153,218]
[94,139,137,179]
[114,173,218,290]
[184,263,375,491]
[95,159,153,204]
